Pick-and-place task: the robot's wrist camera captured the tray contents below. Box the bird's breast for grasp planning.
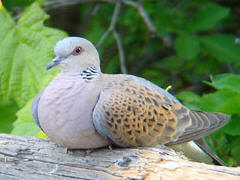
[38,73,109,149]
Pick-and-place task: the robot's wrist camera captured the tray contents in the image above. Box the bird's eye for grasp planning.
[72,46,82,56]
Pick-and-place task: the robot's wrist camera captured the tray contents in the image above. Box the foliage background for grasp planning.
[0,0,240,166]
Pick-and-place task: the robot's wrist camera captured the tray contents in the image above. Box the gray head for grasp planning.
[47,37,101,72]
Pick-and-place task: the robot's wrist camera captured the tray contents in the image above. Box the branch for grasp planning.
[94,0,127,74]
[113,30,127,74]
[96,0,121,48]
[43,0,104,11]
[174,0,189,10]
[1,134,240,179]
[42,0,160,74]
[122,0,157,35]
[43,0,158,36]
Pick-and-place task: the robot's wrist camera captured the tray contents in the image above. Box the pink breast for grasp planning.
[38,73,109,148]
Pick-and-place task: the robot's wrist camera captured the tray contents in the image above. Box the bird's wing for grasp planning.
[32,89,45,131]
[93,75,228,147]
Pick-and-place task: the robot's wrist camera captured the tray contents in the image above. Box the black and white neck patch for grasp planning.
[80,66,99,81]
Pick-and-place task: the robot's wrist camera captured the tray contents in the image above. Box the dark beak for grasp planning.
[46,57,64,70]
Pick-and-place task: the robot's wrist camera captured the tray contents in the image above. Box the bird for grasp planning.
[32,36,228,165]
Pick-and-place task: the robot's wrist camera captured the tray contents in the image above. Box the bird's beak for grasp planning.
[46,56,64,70]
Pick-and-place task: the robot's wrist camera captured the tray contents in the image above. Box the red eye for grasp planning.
[72,46,82,56]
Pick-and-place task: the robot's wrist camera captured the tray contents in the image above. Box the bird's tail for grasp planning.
[169,110,229,145]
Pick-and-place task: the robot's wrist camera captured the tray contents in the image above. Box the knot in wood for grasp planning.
[116,156,132,167]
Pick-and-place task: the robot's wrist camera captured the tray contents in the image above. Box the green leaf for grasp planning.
[231,137,240,164]
[200,89,240,114]
[174,34,200,59]
[139,69,169,87]
[223,115,240,136]
[2,0,37,8]
[39,130,48,139]
[201,34,240,63]
[0,102,18,133]
[103,56,120,74]
[11,99,40,136]
[205,73,240,93]
[188,4,230,32]
[218,94,240,114]
[203,74,240,114]
[154,55,182,72]
[176,91,201,110]
[0,2,66,107]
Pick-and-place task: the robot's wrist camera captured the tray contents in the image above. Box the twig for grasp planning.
[113,30,127,74]
[43,0,158,36]
[96,0,121,48]
[91,3,101,16]
[226,62,234,73]
[42,0,159,74]
[174,0,189,10]
[122,0,157,34]
[44,0,102,11]
[95,0,127,73]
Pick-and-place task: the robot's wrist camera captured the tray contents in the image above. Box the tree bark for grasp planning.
[0,134,239,180]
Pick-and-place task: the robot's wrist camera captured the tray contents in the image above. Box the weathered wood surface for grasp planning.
[0,134,239,180]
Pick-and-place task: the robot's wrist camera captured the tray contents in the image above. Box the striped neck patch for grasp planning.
[80,66,99,81]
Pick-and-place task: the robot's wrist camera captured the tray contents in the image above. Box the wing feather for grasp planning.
[32,89,45,131]
[93,75,228,147]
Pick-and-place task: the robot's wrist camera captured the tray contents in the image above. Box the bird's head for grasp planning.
[47,37,101,73]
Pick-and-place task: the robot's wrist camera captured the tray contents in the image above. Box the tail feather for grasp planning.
[195,138,227,166]
[168,110,229,145]
[171,139,227,166]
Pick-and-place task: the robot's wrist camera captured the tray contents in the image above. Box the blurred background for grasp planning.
[1,0,240,166]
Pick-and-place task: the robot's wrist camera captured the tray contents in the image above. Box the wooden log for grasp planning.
[0,134,239,180]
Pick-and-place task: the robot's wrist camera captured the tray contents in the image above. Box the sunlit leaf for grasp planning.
[205,73,240,93]
[11,99,40,136]
[0,2,66,107]
[38,130,48,139]
[176,91,201,110]
[200,89,239,113]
